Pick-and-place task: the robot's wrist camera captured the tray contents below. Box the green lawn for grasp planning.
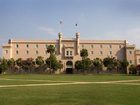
[0,74,140,105]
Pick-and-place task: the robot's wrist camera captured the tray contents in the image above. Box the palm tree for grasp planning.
[80,49,88,60]
[46,45,62,73]
[80,49,90,73]
[47,45,55,55]
[45,54,60,73]
[46,45,55,71]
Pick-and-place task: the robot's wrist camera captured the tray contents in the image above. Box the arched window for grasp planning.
[66,61,73,66]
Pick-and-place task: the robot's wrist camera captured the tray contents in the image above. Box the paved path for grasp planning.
[0,78,140,88]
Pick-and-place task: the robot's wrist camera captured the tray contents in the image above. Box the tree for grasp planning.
[82,58,92,72]
[22,58,35,73]
[80,49,88,60]
[47,45,55,54]
[35,56,44,66]
[57,61,63,71]
[115,60,121,73]
[120,59,129,74]
[16,58,22,67]
[35,56,46,73]
[17,58,35,73]
[0,58,8,73]
[75,49,91,73]
[103,57,118,73]
[136,65,140,75]
[46,54,62,73]
[129,64,137,74]
[75,60,83,72]
[16,58,23,72]
[7,58,16,73]
[46,45,63,73]
[75,58,92,73]
[93,58,103,73]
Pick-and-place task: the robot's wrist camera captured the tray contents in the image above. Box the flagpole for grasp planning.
[59,21,63,32]
[75,23,78,32]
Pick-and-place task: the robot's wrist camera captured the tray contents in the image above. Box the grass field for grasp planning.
[0,74,140,105]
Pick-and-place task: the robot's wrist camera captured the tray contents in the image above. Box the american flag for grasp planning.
[60,21,63,24]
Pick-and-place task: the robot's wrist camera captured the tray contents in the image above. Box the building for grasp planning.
[2,32,140,73]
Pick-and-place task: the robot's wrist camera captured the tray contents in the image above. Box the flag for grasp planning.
[60,21,62,24]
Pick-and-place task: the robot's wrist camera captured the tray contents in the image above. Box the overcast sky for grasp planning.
[0,0,140,57]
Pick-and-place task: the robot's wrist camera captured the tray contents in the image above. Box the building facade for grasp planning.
[2,32,140,73]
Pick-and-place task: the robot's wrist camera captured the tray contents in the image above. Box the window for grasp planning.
[82,44,84,48]
[109,51,112,55]
[5,50,8,54]
[91,45,94,48]
[55,45,57,48]
[36,44,38,48]
[100,45,103,48]
[130,60,132,64]
[66,51,69,56]
[26,50,29,54]
[129,51,132,54]
[16,50,18,54]
[36,50,38,54]
[100,51,103,55]
[26,44,29,48]
[119,45,121,49]
[46,44,48,48]
[55,51,57,54]
[45,50,47,54]
[70,51,72,56]
[109,45,112,48]
[16,44,19,48]
[51,44,54,47]
[91,51,94,54]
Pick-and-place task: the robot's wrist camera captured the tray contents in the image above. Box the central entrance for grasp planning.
[66,61,73,74]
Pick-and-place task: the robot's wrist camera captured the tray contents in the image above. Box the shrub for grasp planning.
[129,64,137,74]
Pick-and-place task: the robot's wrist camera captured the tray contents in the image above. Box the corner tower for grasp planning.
[58,32,62,54]
[76,32,80,55]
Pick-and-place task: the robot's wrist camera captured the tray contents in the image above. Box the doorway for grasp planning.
[66,61,73,74]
